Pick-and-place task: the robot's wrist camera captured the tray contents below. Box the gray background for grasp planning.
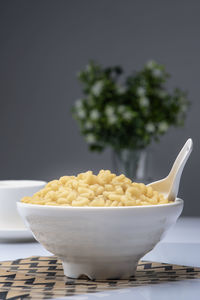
[0,0,199,216]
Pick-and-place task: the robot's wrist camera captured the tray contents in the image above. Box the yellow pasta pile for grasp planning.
[21,170,169,206]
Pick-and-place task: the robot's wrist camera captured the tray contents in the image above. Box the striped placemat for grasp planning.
[0,256,199,299]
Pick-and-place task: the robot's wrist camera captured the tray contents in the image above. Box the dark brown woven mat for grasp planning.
[0,256,199,299]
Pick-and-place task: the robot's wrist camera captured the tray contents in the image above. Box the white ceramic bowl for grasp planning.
[0,180,46,229]
[17,199,183,279]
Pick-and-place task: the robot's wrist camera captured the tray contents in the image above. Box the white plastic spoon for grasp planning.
[148,138,193,201]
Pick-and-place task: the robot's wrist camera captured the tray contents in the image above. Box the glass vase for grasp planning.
[112,148,152,184]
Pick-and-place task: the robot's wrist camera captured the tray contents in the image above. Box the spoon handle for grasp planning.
[168,138,193,201]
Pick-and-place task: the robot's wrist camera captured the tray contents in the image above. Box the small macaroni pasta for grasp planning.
[21,170,169,206]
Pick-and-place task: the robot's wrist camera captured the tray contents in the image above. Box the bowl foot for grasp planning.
[62,260,138,280]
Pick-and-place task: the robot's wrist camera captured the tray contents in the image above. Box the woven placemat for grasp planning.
[0,256,199,299]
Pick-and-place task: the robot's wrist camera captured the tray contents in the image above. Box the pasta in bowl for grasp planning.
[21,170,169,207]
[17,170,183,280]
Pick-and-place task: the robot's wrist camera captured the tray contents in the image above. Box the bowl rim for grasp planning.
[17,198,183,210]
[0,180,46,189]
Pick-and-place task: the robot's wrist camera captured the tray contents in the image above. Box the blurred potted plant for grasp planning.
[72,60,189,182]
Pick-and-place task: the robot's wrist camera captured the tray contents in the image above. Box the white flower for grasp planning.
[152,68,162,78]
[117,106,133,121]
[139,97,149,108]
[158,121,169,133]
[77,109,86,119]
[105,105,118,124]
[108,115,118,124]
[137,87,146,97]
[181,104,187,113]
[117,105,126,114]
[90,109,100,120]
[146,122,155,133]
[75,102,86,119]
[91,81,104,96]
[85,133,96,144]
[84,121,93,130]
[122,111,133,121]
[75,99,83,109]
[146,60,156,69]
[105,105,115,117]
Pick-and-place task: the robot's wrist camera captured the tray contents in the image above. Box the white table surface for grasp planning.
[1,217,200,299]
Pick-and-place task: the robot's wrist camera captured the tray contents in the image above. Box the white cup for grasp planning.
[0,180,46,229]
